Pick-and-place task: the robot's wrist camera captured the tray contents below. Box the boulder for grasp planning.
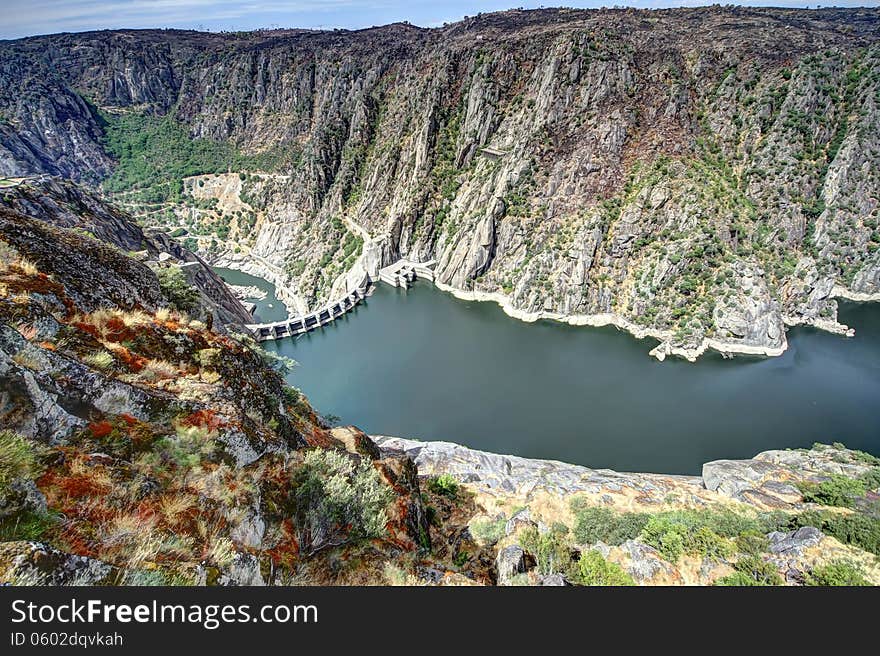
[496,545,528,586]
[0,541,116,585]
[505,508,537,536]
[538,573,571,586]
[767,526,823,557]
[617,540,682,585]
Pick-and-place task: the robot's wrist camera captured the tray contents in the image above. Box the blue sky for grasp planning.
[2,1,878,40]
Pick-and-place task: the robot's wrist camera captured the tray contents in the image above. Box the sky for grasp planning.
[1,0,878,40]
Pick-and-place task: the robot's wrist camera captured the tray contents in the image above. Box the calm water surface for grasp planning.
[261,280,880,475]
[213,267,288,323]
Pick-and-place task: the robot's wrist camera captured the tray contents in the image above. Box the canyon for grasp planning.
[1,6,879,358]
[1,7,879,586]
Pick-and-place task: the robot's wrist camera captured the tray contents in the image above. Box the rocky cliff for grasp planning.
[0,179,878,586]
[1,7,879,358]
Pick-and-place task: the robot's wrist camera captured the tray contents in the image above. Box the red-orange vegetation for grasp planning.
[179,409,225,432]
[266,519,300,568]
[113,346,147,372]
[88,420,113,439]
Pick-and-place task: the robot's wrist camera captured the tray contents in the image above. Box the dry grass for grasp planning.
[140,359,179,380]
[11,350,43,371]
[17,258,38,276]
[83,350,115,371]
[120,310,153,328]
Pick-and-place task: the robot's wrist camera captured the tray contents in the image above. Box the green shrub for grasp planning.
[798,475,867,508]
[575,550,635,586]
[639,512,737,562]
[156,266,200,314]
[804,560,871,587]
[145,424,217,472]
[714,571,766,586]
[291,450,393,552]
[0,510,58,542]
[715,556,783,586]
[469,516,507,546]
[519,525,572,575]
[427,474,459,499]
[790,510,880,557]
[859,468,880,491]
[735,530,770,556]
[570,501,649,545]
[0,430,42,497]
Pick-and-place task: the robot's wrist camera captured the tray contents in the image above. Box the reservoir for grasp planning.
[213,266,289,324]
[260,280,880,475]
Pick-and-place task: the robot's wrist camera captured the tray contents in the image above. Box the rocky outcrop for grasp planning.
[0,542,117,585]
[1,177,253,329]
[377,436,875,513]
[703,445,877,508]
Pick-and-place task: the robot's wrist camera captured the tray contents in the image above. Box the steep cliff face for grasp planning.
[1,7,879,356]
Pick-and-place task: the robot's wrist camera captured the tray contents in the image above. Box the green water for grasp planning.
[213,266,288,323]
[262,280,880,475]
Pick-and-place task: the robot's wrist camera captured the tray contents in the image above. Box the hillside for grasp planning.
[0,6,878,357]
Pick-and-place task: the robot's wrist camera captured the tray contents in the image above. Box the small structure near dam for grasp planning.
[248,259,436,341]
[377,259,436,287]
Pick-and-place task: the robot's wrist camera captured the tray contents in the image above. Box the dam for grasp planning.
[247,259,437,341]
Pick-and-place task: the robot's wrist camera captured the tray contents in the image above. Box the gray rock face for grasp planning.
[496,545,529,586]
[218,553,265,586]
[618,540,680,585]
[375,436,702,502]
[3,9,879,358]
[1,179,252,330]
[0,542,115,585]
[538,573,571,586]
[768,527,823,557]
[0,479,47,520]
[505,508,537,536]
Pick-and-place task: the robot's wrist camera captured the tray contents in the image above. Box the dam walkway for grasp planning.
[247,259,436,341]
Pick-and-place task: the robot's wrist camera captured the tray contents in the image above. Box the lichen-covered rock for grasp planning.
[496,545,529,586]
[768,527,824,557]
[0,542,116,585]
[614,540,683,586]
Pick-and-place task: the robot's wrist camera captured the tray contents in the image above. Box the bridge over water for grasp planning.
[248,259,436,341]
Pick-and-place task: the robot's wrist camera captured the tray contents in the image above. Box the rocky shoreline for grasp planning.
[374,436,876,511]
[433,279,865,362]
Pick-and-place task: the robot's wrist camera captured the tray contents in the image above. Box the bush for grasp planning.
[570,502,649,546]
[790,510,880,557]
[519,525,572,575]
[798,475,867,508]
[735,531,770,556]
[714,571,766,586]
[715,556,783,586]
[576,550,635,586]
[0,430,42,497]
[639,512,736,562]
[427,474,459,499]
[156,266,201,314]
[291,450,393,554]
[804,560,871,587]
[469,517,506,546]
